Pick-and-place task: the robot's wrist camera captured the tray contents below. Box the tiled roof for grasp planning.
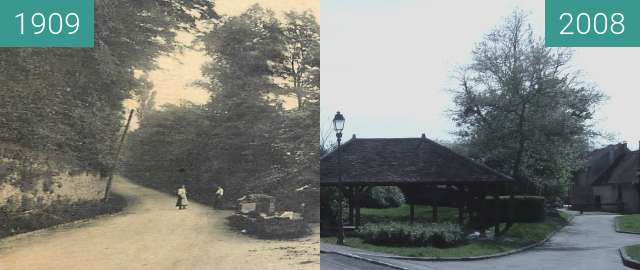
[592,150,640,186]
[320,136,512,185]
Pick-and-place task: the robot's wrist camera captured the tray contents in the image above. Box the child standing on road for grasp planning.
[176,185,189,210]
[214,186,224,209]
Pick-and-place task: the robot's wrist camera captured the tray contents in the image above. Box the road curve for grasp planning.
[0,176,319,270]
[322,214,640,270]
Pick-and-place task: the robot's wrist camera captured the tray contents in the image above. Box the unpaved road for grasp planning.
[0,176,319,270]
[321,214,640,270]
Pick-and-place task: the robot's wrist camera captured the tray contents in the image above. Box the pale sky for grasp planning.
[321,0,640,149]
[126,0,320,124]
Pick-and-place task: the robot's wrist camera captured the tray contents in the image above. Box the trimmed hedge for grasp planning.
[359,222,465,248]
[477,196,545,223]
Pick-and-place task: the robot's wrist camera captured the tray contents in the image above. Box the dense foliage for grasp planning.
[0,0,216,173]
[359,222,465,248]
[362,187,406,209]
[451,12,605,200]
[0,194,126,238]
[124,5,320,210]
[475,196,546,225]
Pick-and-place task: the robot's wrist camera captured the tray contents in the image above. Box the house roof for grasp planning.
[320,135,512,186]
[592,150,640,186]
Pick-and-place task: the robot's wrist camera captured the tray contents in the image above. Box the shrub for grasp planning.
[0,195,126,238]
[320,187,341,226]
[362,186,406,208]
[359,222,465,248]
[227,213,311,239]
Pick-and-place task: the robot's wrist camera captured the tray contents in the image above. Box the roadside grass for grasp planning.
[558,211,571,222]
[615,215,640,233]
[322,205,570,258]
[625,244,640,261]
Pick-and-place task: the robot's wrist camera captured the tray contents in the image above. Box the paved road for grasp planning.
[322,214,640,270]
[0,176,319,270]
[321,253,398,270]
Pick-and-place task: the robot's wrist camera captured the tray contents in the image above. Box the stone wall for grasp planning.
[0,144,105,214]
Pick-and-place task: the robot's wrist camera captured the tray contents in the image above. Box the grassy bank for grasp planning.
[625,244,640,261]
[0,194,126,239]
[323,206,570,258]
[616,215,640,233]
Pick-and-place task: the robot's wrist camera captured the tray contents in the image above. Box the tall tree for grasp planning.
[134,73,157,122]
[279,11,320,110]
[451,11,605,197]
[199,5,288,197]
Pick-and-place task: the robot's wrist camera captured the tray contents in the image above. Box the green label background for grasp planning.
[546,0,640,47]
[0,0,94,48]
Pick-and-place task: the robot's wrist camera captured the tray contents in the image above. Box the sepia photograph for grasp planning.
[320,0,640,269]
[0,0,319,269]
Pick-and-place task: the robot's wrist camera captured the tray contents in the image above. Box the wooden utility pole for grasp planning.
[103,109,135,202]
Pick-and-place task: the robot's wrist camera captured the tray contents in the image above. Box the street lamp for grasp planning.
[333,111,346,245]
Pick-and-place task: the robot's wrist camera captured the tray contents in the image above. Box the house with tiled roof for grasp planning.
[570,142,640,213]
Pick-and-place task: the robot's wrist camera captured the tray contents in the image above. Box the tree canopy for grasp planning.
[0,0,216,172]
[124,5,320,208]
[451,11,605,199]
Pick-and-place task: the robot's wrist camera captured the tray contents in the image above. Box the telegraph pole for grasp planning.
[103,109,135,201]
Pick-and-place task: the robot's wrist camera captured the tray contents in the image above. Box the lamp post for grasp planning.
[333,111,346,245]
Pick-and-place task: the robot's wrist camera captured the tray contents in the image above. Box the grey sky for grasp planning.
[321,0,640,148]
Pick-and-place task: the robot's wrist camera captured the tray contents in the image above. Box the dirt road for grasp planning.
[0,176,319,270]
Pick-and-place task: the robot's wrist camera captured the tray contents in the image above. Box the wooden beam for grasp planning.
[353,187,364,230]
[410,204,415,224]
[347,187,354,225]
[458,200,464,226]
[432,198,439,223]
[494,191,501,237]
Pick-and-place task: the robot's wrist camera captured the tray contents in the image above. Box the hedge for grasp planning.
[477,196,545,223]
[359,222,465,248]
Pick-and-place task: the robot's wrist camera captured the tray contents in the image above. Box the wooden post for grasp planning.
[347,187,354,225]
[354,187,361,229]
[103,109,134,202]
[458,201,464,226]
[432,199,439,223]
[410,204,415,224]
[494,192,501,237]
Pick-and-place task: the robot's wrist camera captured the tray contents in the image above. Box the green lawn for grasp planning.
[625,244,640,261]
[323,205,570,258]
[360,205,458,224]
[615,215,640,233]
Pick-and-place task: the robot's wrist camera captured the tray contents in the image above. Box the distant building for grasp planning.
[570,142,640,213]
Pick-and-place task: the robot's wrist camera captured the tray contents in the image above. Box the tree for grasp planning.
[124,5,320,212]
[0,0,217,172]
[134,73,157,122]
[451,11,605,198]
[279,11,320,110]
